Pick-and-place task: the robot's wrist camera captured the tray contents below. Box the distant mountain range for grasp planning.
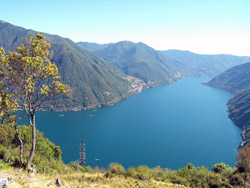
[205,62,250,148]
[79,41,195,87]
[0,21,143,111]
[78,42,250,78]
[1,20,250,111]
[161,50,250,77]
[77,42,113,52]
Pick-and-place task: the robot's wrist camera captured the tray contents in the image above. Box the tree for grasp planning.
[212,162,229,173]
[0,81,24,167]
[237,146,250,188]
[0,33,70,169]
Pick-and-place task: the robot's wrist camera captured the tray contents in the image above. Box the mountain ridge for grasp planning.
[205,62,250,94]
[0,21,143,111]
[78,41,250,78]
[79,41,196,87]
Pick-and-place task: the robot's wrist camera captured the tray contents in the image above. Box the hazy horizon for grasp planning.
[1,0,250,56]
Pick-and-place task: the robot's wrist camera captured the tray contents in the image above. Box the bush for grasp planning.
[212,162,230,173]
[229,174,244,187]
[127,167,137,178]
[18,125,62,160]
[221,167,234,178]
[0,124,63,172]
[136,165,151,180]
[170,175,189,186]
[0,125,15,146]
[108,162,125,175]
[150,166,167,181]
[84,165,93,173]
[0,145,17,163]
[0,159,12,169]
[0,145,7,159]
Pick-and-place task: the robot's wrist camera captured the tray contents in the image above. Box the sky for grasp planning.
[0,0,250,56]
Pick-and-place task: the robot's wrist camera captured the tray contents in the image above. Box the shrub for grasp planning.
[229,174,244,187]
[0,125,63,172]
[221,167,234,178]
[212,162,230,173]
[136,165,151,180]
[84,165,93,173]
[0,125,15,146]
[127,167,137,178]
[170,175,189,187]
[18,125,62,160]
[108,162,125,175]
[0,159,12,169]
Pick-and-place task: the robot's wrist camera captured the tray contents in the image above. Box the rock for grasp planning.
[27,165,36,173]
[56,178,62,187]
[7,177,13,183]
[0,177,8,188]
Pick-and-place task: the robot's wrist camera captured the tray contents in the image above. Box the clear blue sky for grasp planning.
[1,0,250,56]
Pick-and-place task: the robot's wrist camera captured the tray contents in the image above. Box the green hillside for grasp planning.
[205,62,250,148]
[0,21,137,111]
[78,41,250,83]
[87,41,195,87]
[227,90,250,128]
[227,89,250,148]
[205,62,250,94]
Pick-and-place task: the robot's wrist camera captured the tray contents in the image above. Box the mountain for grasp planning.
[205,62,250,94]
[77,42,113,52]
[205,62,250,148]
[79,41,195,87]
[227,89,250,148]
[0,21,141,111]
[161,50,250,77]
[227,90,250,128]
[78,42,250,81]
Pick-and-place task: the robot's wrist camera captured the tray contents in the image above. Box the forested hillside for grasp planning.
[80,41,196,87]
[205,62,250,94]
[0,21,141,110]
[227,90,250,128]
[205,62,250,148]
[79,41,250,82]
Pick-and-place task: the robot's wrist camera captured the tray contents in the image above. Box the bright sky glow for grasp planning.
[0,0,250,56]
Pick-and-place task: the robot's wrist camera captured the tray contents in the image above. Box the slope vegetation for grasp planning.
[205,62,250,148]
[0,21,138,110]
[82,41,195,87]
[205,62,250,94]
[227,90,250,128]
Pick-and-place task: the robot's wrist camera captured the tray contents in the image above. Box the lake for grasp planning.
[34,77,242,169]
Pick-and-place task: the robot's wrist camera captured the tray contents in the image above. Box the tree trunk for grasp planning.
[244,173,246,188]
[25,114,36,170]
[15,125,24,168]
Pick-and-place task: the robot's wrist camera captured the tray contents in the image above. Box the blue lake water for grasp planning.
[33,77,241,169]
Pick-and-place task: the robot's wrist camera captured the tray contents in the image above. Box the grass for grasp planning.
[0,168,185,188]
[0,159,13,169]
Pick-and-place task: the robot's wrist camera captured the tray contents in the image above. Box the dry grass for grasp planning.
[0,169,185,188]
